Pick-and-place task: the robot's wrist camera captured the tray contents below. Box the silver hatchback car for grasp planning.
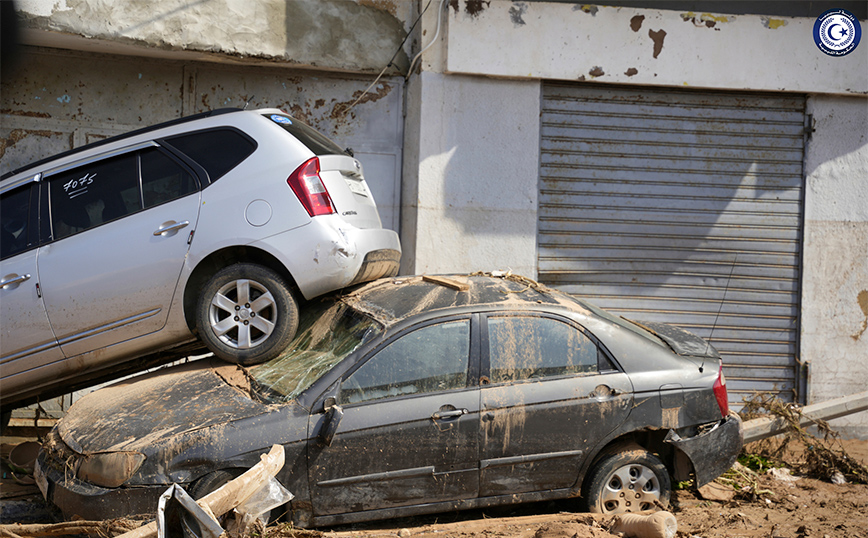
[0,108,401,414]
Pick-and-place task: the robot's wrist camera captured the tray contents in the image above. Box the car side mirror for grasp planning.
[319,397,343,447]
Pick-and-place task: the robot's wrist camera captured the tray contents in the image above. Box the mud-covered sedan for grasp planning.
[35,274,742,527]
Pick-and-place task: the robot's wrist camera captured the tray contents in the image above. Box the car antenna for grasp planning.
[703,253,738,373]
[244,95,255,110]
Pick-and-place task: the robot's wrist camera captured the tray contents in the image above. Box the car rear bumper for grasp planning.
[35,452,166,520]
[254,216,401,299]
[664,412,743,487]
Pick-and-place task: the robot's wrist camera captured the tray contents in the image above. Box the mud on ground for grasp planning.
[2,440,866,538]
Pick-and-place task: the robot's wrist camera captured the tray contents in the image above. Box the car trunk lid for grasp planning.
[317,154,383,230]
[629,320,721,359]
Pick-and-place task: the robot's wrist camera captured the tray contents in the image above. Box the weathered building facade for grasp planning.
[2,0,866,437]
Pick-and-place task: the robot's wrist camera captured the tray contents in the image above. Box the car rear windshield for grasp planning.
[251,299,382,402]
[569,296,669,349]
[264,113,347,156]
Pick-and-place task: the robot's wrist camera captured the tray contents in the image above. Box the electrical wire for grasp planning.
[406,0,445,78]
[342,0,435,116]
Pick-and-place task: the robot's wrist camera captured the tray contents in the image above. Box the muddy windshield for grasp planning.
[251,300,382,402]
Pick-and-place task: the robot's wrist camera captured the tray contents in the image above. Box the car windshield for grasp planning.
[250,299,382,402]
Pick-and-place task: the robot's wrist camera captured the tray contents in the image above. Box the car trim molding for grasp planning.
[0,340,62,364]
[55,308,163,347]
[42,141,160,179]
[0,173,41,195]
[316,465,436,487]
[479,449,584,470]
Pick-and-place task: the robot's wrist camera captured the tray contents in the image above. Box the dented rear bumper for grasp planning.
[664,412,743,487]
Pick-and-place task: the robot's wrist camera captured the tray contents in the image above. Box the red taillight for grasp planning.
[287,157,336,217]
[713,369,729,417]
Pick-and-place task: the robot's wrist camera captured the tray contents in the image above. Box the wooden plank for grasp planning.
[422,275,469,292]
[742,391,868,443]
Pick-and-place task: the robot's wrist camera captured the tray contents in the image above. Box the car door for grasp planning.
[307,317,480,517]
[38,145,200,357]
[478,313,633,497]
[0,182,64,399]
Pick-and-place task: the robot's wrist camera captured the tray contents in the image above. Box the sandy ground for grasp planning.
[2,437,866,538]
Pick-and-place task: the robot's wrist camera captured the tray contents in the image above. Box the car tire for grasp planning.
[182,469,248,538]
[581,449,671,514]
[196,263,299,366]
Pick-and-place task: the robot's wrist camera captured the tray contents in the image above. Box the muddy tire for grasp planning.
[196,263,299,366]
[581,449,671,514]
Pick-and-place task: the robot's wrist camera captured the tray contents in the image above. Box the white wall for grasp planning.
[446,1,866,95]
[802,95,868,438]
[401,71,540,278]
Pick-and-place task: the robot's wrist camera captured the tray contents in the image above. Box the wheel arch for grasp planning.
[183,246,300,333]
[578,428,682,492]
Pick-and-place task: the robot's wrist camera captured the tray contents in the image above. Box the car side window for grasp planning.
[163,128,256,183]
[1,185,33,260]
[339,319,471,405]
[488,315,600,384]
[48,153,140,241]
[140,148,197,208]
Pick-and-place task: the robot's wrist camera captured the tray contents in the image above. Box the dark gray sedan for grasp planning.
[35,274,742,527]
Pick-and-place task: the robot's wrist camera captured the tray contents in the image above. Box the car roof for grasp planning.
[0,108,246,182]
[340,273,589,327]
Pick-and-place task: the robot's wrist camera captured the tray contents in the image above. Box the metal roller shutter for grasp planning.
[538,83,806,405]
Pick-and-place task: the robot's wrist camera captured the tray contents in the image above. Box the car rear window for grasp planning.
[163,128,256,182]
[264,113,347,156]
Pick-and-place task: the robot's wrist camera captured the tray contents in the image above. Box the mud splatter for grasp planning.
[509,2,527,26]
[853,290,868,341]
[588,66,604,77]
[630,15,644,32]
[761,17,787,29]
[624,67,638,77]
[648,29,667,58]
[462,0,490,17]
[574,5,598,16]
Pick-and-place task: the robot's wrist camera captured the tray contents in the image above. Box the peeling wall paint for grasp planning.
[444,2,867,94]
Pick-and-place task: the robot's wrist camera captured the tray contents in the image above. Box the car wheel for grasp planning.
[196,263,299,366]
[582,449,671,514]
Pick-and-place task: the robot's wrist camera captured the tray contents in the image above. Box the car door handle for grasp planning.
[432,409,468,420]
[1,273,31,289]
[153,220,190,236]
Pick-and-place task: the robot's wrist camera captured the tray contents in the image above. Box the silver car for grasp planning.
[0,108,401,415]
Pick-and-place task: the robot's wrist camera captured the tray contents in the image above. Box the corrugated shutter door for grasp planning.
[538,83,806,405]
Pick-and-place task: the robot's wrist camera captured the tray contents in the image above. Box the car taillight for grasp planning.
[713,369,729,417]
[287,157,336,217]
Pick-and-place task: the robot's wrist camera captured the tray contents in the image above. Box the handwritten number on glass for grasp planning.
[63,173,97,199]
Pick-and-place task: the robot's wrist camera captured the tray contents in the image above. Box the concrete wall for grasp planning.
[400,71,540,277]
[802,95,868,438]
[15,0,413,74]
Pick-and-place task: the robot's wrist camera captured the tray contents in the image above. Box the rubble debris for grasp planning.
[0,519,142,538]
[115,444,285,538]
[740,392,868,484]
[608,511,676,538]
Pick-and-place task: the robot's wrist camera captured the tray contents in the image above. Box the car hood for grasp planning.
[629,320,721,359]
[57,358,270,455]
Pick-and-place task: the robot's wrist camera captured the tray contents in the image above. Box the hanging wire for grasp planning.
[341,0,437,116]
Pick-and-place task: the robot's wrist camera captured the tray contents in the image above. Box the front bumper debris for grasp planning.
[664,412,743,487]
[35,451,166,521]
